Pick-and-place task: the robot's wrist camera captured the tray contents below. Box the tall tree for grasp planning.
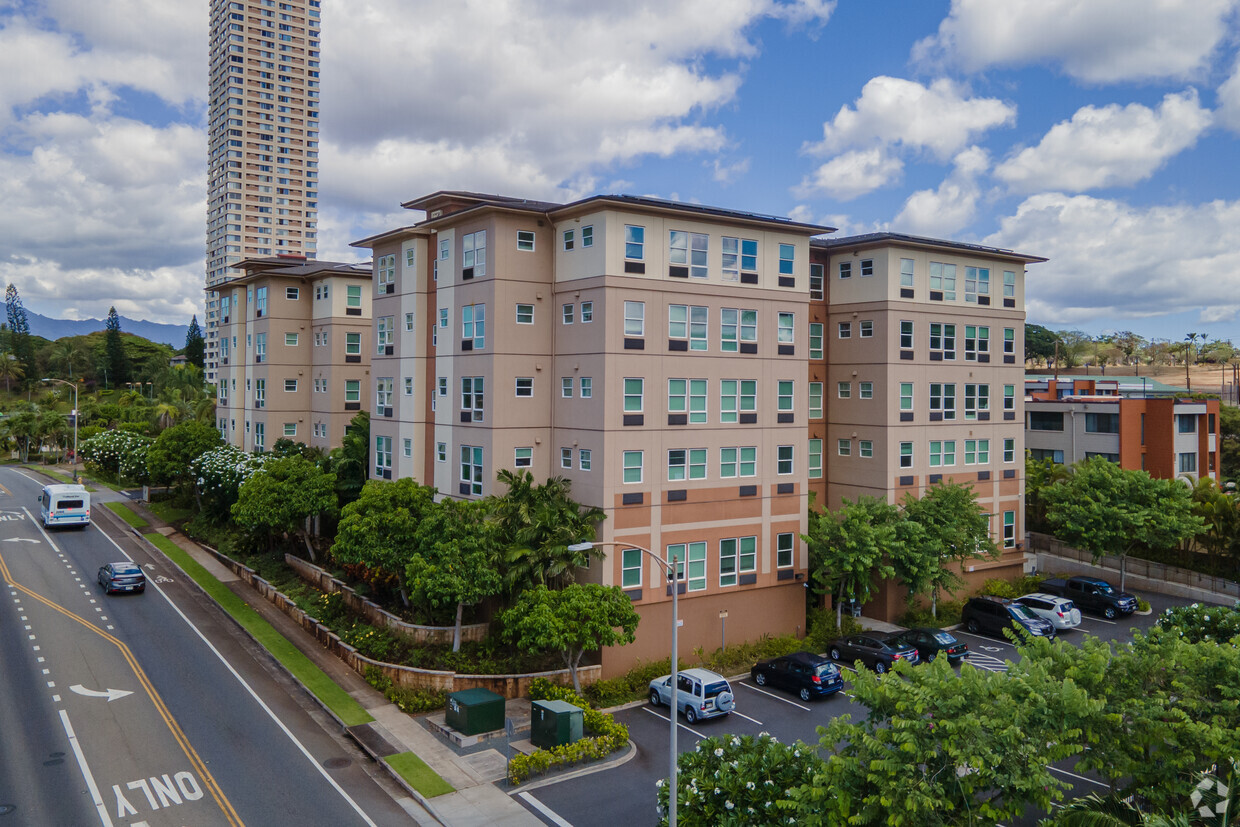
[145,420,222,494]
[184,315,205,369]
[231,455,338,560]
[901,481,1000,617]
[332,478,438,606]
[1024,324,1059,367]
[1042,456,1204,591]
[4,284,34,386]
[1056,329,1092,369]
[0,350,24,392]
[805,496,900,626]
[104,307,129,387]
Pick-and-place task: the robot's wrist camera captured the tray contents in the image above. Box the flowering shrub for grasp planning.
[1154,602,1240,644]
[508,679,630,785]
[655,732,820,826]
[192,445,268,518]
[79,430,153,481]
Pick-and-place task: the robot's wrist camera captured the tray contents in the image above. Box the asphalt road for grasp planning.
[0,467,418,827]
[514,588,1227,826]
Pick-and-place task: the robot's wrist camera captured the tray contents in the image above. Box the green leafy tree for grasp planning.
[1109,330,1147,369]
[901,482,999,617]
[491,470,606,596]
[407,497,502,651]
[805,496,900,626]
[104,307,129,387]
[1025,324,1060,366]
[326,410,369,507]
[1026,453,1072,531]
[145,420,221,493]
[332,478,437,606]
[79,429,153,479]
[36,410,68,464]
[5,408,40,462]
[184,315,205,369]
[501,583,640,693]
[1152,601,1240,644]
[1042,456,1204,591]
[48,338,87,379]
[1188,477,1240,572]
[0,349,25,392]
[1057,329,1093,368]
[1218,404,1240,484]
[231,455,338,560]
[191,445,267,518]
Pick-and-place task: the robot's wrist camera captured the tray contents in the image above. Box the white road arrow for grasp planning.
[2,537,39,543]
[70,685,133,702]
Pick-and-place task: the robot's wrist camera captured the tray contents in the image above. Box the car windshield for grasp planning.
[704,681,730,698]
[1010,605,1040,620]
[933,632,956,645]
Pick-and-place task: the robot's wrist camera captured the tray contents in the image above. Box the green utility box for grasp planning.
[445,688,505,736]
[530,699,584,749]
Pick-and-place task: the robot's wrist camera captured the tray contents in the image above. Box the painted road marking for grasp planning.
[1048,765,1109,788]
[60,709,113,827]
[518,792,574,827]
[737,681,812,711]
[70,685,134,703]
[730,710,764,726]
[112,772,205,816]
[642,706,707,740]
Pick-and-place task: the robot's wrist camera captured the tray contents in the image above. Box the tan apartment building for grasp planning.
[214,256,371,453]
[808,234,1046,616]
[205,0,321,384]
[355,192,831,676]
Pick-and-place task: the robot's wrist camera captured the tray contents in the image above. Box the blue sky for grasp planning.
[3,0,1240,347]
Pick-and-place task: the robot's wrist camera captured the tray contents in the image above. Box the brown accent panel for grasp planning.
[614,503,652,529]
[770,495,800,516]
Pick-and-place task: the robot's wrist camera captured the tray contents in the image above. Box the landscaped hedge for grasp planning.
[507,678,629,785]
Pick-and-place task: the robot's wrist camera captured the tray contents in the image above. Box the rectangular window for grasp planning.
[517,230,535,251]
[581,225,593,247]
[560,447,572,469]
[1177,414,1197,434]
[439,308,448,328]
[666,542,706,592]
[838,381,851,399]
[777,312,795,344]
[461,377,484,421]
[964,266,990,302]
[929,261,956,300]
[900,320,913,349]
[809,382,823,419]
[667,378,707,423]
[777,533,794,568]
[719,446,757,478]
[1179,452,1197,473]
[286,286,299,301]
[964,325,989,360]
[777,445,793,475]
[374,436,393,473]
[561,377,573,398]
[859,382,873,400]
[860,258,873,277]
[900,382,913,411]
[377,254,395,288]
[900,442,913,468]
[579,449,592,470]
[778,243,795,276]
[810,263,825,300]
[1004,384,1015,411]
[345,380,360,403]
[462,304,486,348]
[900,258,914,287]
[669,231,708,278]
[623,450,643,483]
[838,321,851,339]
[580,377,593,398]
[255,333,267,361]
[463,230,487,277]
[439,377,448,397]
[254,378,265,408]
[964,439,990,465]
[514,447,533,468]
[622,548,642,588]
[403,438,412,458]
[284,423,297,437]
[1029,411,1064,431]
[668,448,707,481]
[1087,412,1121,434]
[460,445,483,494]
[929,323,956,359]
[964,384,989,419]
[624,377,644,411]
[669,305,708,350]
[515,377,533,397]
[377,315,394,351]
[929,440,956,467]
[255,286,268,316]
[839,261,852,279]
[808,439,823,478]
[563,229,574,250]
[720,308,756,351]
[1003,439,1015,463]
[930,383,956,420]
[562,303,574,324]
[624,301,644,336]
[1004,327,1016,355]
[346,284,362,308]
[624,225,644,260]
[437,442,447,462]
[1030,448,1065,464]
[719,379,756,423]
[516,304,534,324]
[284,378,297,393]
[580,301,593,322]
[837,438,851,457]
[1003,511,1016,548]
[719,538,738,588]
[809,323,824,360]
[859,320,873,338]
[285,332,298,347]
[859,440,873,458]
[1004,270,1016,298]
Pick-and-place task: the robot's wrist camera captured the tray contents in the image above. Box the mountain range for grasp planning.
[24,310,190,348]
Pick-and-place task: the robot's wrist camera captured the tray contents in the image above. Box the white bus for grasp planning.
[39,484,91,529]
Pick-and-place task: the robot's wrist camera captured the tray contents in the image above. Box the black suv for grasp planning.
[961,596,1055,640]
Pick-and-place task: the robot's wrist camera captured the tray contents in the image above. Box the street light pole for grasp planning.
[41,378,79,483]
[569,540,678,826]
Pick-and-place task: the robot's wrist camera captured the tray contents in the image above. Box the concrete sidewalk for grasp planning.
[37,464,542,827]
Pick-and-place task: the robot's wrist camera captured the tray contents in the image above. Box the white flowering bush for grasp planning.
[192,445,269,518]
[79,430,153,481]
[656,733,819,826]
[1154,601,1240,644]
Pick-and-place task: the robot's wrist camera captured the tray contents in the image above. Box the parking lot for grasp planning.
[512,589,1221,826]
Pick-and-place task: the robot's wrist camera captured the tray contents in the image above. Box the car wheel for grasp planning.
[649,689,661,707]
[754,671,766,686]
[799,687,811,702]
[966,618,980,634]
[874,661,887,675]
[829,647,842,661]
[1104,606,1117,620]
[927,652,936,662]
[684,707,697,724]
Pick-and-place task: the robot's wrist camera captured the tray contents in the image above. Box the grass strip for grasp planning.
[142,530,374,727]
[105,501,148,528]
[383,752,455,798]
[38,468,97,489]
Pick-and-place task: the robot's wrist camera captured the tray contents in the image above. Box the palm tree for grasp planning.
[6,409,39,462]
[37,411,68,464]
[48,339,86,379]
[0,350,24,392]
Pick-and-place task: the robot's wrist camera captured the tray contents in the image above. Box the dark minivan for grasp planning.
[961,595,1055,640]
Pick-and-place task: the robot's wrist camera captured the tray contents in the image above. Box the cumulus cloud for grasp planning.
[914,0,1239,83]
[803,76,1015,161]
[985,193,1240,325]
[792,148,903,201]
[1217,55,1240,133]
[994,91,1211,193]
[895,146,989,236]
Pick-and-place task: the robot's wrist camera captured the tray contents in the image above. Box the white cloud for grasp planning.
[803,76,1015,161]
[914,0,1239,83]
[985,193,1240,325]
[793,148,903,201]
[709,157,751,184]
[1217,55,1240,133]
[894,146,989,236]
[994,91,1211,193]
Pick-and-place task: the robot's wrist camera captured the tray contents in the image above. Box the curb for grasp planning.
[506,739,639,795]
[344,724,449,826]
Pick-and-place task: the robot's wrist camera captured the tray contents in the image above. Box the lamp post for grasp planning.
[41,378,79,483]
[568,540,679,826]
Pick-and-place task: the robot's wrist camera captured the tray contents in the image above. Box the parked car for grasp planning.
[1040,576,1137,619]
[886,628,969,664]
[1014,593,1082,630]
[827,633,919,674]
[648,668,735,723]
[98,562,145,595]
[961,595,1055,640]
[750,651,845,701]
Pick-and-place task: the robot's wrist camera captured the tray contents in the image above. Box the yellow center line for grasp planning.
[0,550,244,827]
[0,482,11,496]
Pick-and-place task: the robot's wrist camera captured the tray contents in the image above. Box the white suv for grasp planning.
[1014,593,1082,630]
[649,668,735,723]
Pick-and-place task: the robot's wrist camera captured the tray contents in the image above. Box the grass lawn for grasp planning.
[148,499,193,525]
[136,526,374,728]
[383,752,455,798]
[104,501,148,528]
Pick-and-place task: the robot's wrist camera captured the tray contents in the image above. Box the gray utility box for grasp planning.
[530,699,584,749]
[445,688,505,736]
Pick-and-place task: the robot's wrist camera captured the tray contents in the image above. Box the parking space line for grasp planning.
[1078,616,1117,625]
[1047,765,1110,788]
[518,792,573,827]
[737,682,812,711]
[953,630,1018,650]
[730,710,764,726]
[642,706,707,739]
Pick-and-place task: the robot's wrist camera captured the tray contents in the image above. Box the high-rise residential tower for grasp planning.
[205,0,321,383]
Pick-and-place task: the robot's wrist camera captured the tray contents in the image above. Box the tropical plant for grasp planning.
[805,495,899,626]
[332,478,438,606]
[231,455,338,559]
[901,481,1000,618]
